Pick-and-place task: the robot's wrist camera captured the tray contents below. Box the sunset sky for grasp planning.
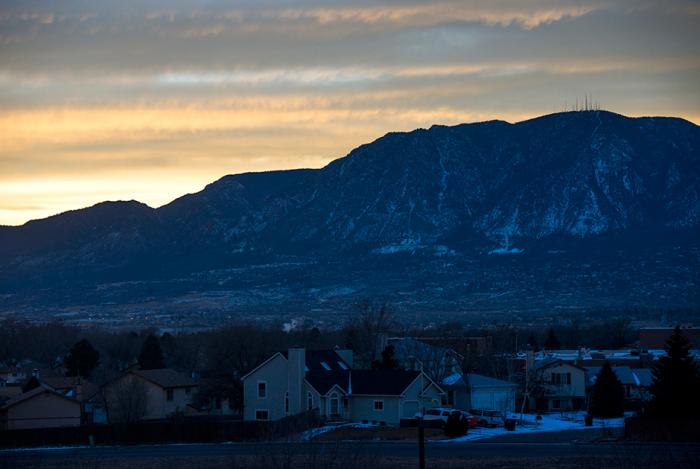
[1,0,699,226]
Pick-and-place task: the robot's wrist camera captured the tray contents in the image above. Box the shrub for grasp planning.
[443,413,468,438]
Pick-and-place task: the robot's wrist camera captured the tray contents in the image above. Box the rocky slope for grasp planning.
[1,111,698,317]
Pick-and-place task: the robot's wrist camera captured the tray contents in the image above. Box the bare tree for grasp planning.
[343,301,396,368]
[105,376,148,423]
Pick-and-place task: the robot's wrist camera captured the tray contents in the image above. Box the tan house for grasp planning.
[0,385,81,430]
[96,368,197,422]
[242,347,444,425]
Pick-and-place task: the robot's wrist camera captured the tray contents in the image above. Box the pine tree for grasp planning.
[544,328,560,350]
[65,339,100,378]
[138,334,166,370]
[589,361,625,417]
[648,327,700,419]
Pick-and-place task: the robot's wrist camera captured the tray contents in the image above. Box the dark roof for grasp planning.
[350,370,421,395]
[584,366,654,387]
[133,369,197,389]
[0,385,79,410]
[280,350,351,395]
[261,349,429,397]
[466,373,518,388]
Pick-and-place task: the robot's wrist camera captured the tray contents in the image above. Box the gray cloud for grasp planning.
[0,0,698,224]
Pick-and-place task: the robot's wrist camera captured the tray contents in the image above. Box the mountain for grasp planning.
[1,111,699,322]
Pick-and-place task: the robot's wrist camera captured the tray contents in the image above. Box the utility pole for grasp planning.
[418,359,425,469]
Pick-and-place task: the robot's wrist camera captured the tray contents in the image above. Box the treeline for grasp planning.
[405,317,639,353]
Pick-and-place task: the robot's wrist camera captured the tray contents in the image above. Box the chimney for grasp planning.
[287,347,305,415]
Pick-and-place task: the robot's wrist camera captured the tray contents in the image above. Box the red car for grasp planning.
[460,412,480,428]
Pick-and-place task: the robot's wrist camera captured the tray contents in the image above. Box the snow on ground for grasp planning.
[301,422,378,441]
[436,411,628,443]
[488,247,524,255]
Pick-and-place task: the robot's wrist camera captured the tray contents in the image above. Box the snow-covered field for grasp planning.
[436,411,628,443]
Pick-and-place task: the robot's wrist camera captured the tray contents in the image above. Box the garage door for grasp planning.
[402,401,419,418]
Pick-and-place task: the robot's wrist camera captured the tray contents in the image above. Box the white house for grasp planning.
[532,359,586,411]
[242,347,444,425]
[442,372,518,413]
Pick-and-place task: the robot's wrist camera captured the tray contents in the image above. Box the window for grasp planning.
[166,389,174,401]
[285,392,289,414]
[320,361,331,371]
[373,400,384,411]
[552,399,561,409]
[447,390,454,406]
[215,397,222,409]
[551,372,572,385]
[257,381,267,399]
[307,392,314,410]
[337,361,348,370]
[255,409,270,421]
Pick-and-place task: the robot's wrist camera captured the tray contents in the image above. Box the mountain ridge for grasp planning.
[1,110,699,318]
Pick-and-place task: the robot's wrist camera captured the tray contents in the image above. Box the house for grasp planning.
[531,359,586,411]
[0,384,81,430]
[442,373,518,413]
[242,347,444,425]
[0,362,28,386]
[93,368,197,422]
[388,337,463,383]
[585,366,654,403]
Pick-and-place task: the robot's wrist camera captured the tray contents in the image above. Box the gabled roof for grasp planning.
[466,373,518,388]
[535,358,586,371]
[585,366,654,387]
[0,385,80,411]
[634,368,653,387]
[133,369,197,389]
[240,352,286,381]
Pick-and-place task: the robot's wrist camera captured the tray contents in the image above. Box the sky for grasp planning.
[1,0,699,226]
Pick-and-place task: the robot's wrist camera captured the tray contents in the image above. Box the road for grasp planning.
[2,439,699,465]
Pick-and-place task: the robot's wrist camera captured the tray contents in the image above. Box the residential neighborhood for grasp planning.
[1,322,698,444]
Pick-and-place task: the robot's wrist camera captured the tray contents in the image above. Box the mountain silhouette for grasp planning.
[1,111,698,317]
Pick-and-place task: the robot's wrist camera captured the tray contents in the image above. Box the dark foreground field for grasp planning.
[3,439,699,469]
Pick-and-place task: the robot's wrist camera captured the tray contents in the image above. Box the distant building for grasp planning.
[242,347,444,425]
[0,362,29,386]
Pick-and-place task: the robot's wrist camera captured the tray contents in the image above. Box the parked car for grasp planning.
[470,408,505,427]
[416,408,462,427]
[459,411,480,428]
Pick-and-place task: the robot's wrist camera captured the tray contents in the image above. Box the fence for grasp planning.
[0,411,320,448]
